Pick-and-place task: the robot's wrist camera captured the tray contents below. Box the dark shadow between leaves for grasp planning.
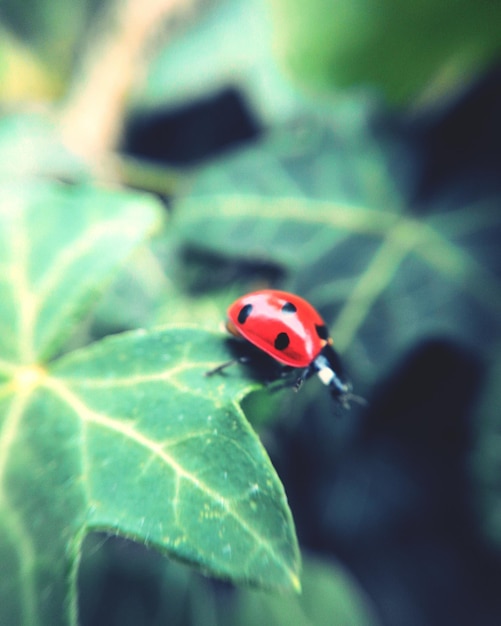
[273,337,501,626]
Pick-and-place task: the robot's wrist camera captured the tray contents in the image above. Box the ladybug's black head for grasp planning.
[314,344,366,409]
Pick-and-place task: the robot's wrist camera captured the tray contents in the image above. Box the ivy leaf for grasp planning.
[172,124,501,392]
[1,0,89,91]
[51,328,299,586]
[0,114,87,180]
[229,553,380,626]
[473,357,501,551]
[2,328,300,625]
[267,0,501,104]
[0,182,300,626]
[136,0,300,127]
[0,180,162,366]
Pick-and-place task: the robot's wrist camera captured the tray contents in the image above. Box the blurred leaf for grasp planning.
[473,356,501,550]
[86,242,172,338]
[0,114,89,181]
[172,116,501,393]
[78,533,195,626]
[86,233,240,340]
[298,555,379,626]
[227,553,380,626]
[267,0,501,105]
[0,0,96,88]
[134,0,303,126]
[80,542,379,626]
[0,27,57,101]
[0,180,162,365]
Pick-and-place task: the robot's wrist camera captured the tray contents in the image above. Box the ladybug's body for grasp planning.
[226,290,326,368]
[209,290,360,407]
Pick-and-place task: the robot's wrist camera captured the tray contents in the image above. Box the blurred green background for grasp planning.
[1,0,501,625]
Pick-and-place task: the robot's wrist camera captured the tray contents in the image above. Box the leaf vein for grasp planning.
[43,376,294,579]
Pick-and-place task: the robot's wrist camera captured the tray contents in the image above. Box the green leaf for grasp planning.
[227,553,380,626]
[135,0,302,127]
[50,328,299,588]
[473,356,501,551]
[1,328,299,625]
[0,193,300,626]
[0,114,88,180]
[79,542,379,626]
[0,180,163,367]
[1,0,92,85]
[172,122,501,393]
[267,0,501,104]
[0,27,57,102]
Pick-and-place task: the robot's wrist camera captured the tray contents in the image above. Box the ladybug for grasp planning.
[206,290,365,408]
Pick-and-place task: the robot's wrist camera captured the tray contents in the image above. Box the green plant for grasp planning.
[0,181,308,624]
[1,0,501,625]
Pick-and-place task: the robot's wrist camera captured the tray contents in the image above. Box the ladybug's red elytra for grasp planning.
[206,290,366,408]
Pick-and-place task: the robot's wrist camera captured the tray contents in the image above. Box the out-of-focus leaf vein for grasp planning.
[3,210,35,363]
[0,389,30,483]
[333,215,501,349]
[180,198,500,315]
[34,220,151,354]
[0,390,38,626]
[332,219,417,351]
[416,228,501,314]
[298,229,350,262]
[35,220,129,302]
[0,360,18,378]
[0,184,164,366]
[1,499,37,626]
[180,196,399,234]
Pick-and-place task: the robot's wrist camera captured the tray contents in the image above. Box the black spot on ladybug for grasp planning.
[315,324,329,340]
[281,301,297,314]
[238,304,253,324]
[274,332,290,351]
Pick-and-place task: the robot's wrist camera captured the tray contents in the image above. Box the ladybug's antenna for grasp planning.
[337,390,369,410]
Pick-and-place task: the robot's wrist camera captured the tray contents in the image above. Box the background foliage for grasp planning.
[1,0,501,625]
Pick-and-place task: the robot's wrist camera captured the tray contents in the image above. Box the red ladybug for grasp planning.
[206,290,365,408]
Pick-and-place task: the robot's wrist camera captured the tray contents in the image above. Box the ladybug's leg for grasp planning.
[268,365,315,392]
[293,364,316,392]
[205,356,250,377]
[277,365,295,379]
[261,365,295,389]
